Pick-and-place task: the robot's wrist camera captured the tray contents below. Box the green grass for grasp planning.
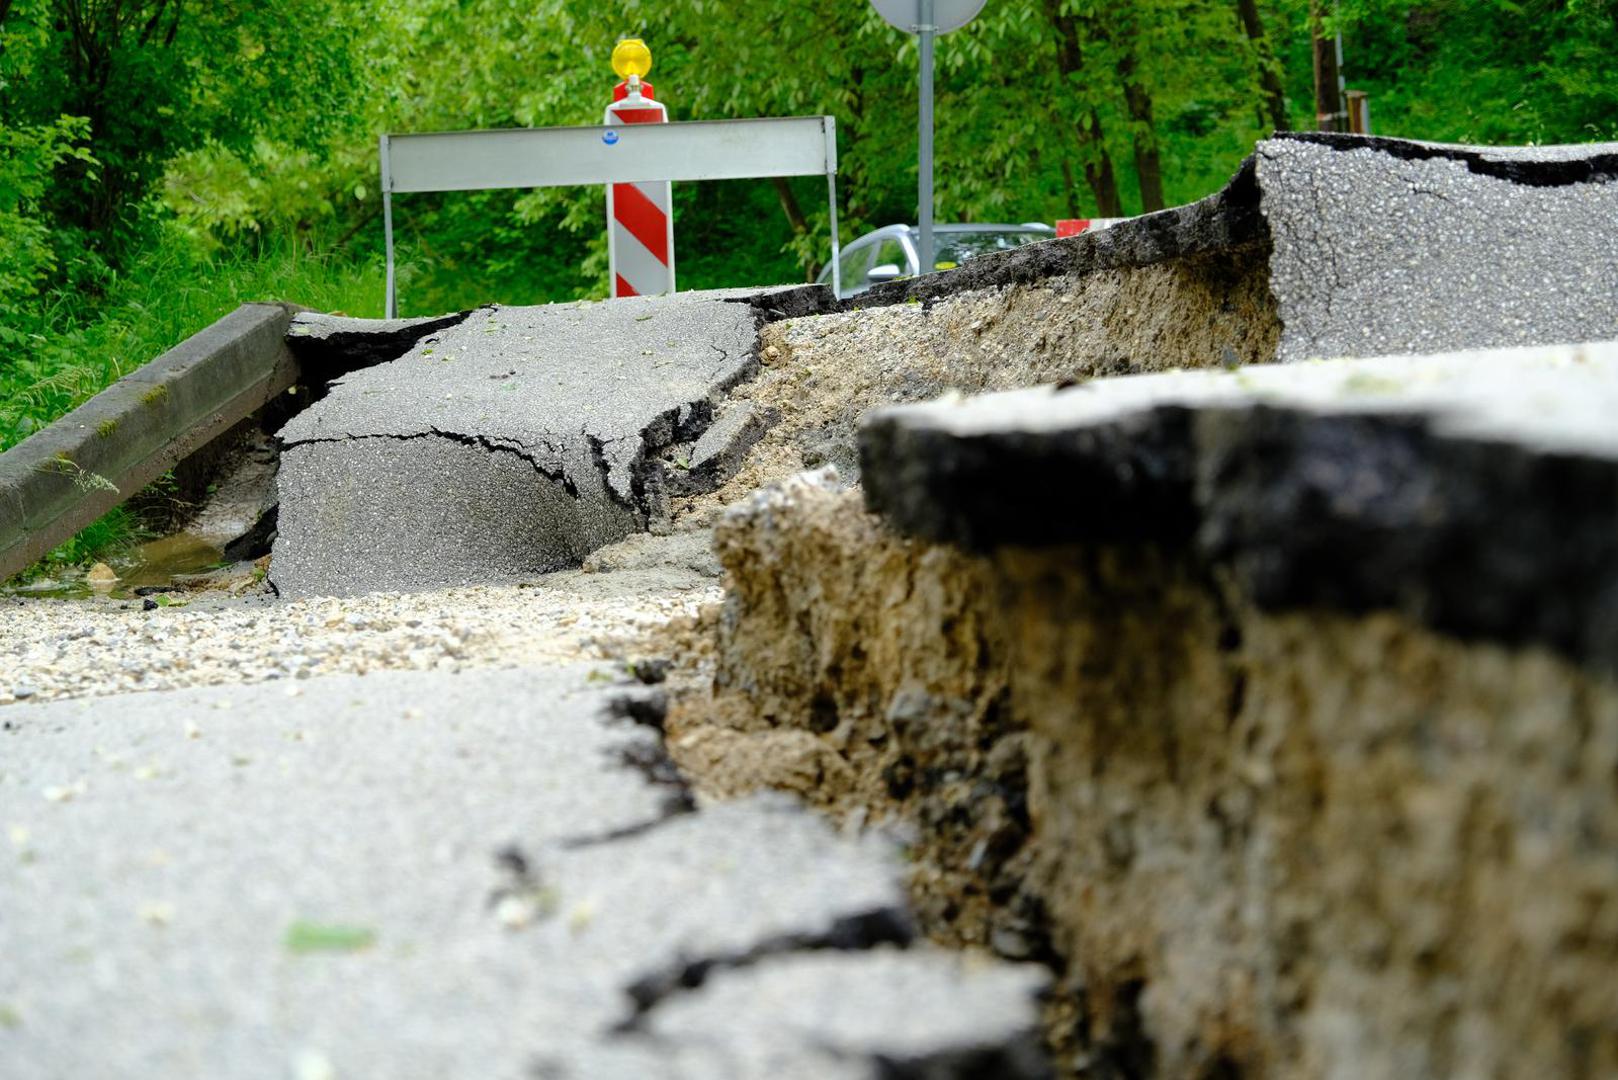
[1,233,385,455]
[2,231,386,581]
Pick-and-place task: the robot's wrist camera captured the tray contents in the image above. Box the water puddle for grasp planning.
[4,533,228,600]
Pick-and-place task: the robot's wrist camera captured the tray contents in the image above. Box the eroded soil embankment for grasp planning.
[666,244,1278,525]
[666,471,1618,1079]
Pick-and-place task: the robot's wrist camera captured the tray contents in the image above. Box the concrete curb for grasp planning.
[0,302,300,581]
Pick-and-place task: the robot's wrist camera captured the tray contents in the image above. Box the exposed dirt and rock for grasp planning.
[6,132,1618,1080]
[676,465,1618,1079]
[671,246,1277,518]
[672,338,1618,1078]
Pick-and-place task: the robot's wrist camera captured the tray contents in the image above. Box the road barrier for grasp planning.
[1055,217,1127,238]
[605,39,674,298]
[380,117,840,317]
[605,81,673,298]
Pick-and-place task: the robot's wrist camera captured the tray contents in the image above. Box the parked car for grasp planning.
[818,223,1056,299]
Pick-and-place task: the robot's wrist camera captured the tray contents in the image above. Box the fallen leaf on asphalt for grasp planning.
[284,921,377,954]
[139,902,175,926]
[567,899,595,933]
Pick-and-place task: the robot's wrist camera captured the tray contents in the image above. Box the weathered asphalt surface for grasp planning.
[1256,137,1618,361]
[0,664,1049,1078]
[272,292,767,598]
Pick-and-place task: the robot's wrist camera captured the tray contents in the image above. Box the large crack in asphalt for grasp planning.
[285,308,477,401]
[279,427,582,496]
[560,687,698,848]
[1280,130,1618,187]
[554,679,980,1056]
[614,905,919,1032]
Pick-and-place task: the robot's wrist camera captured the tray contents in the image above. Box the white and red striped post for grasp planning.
[605,51,674,299]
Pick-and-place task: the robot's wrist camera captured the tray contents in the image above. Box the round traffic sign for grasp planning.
[868,0,987,34]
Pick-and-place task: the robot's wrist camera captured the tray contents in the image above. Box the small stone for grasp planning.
[12,686,35,700]
[495,894,536,930]
[292,1048,337,1080]
[138,902,174,926]
[86,563,118,588]
[43,782,82,803]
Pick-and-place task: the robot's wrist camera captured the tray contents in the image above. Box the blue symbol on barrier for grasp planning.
[602,130,619,146]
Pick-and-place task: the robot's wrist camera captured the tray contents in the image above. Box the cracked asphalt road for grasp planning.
[1257,137,1618,360]
[0,659,1050,1078]
[272,292,768,598]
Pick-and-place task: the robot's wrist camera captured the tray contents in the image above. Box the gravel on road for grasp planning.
[1,564,719,708]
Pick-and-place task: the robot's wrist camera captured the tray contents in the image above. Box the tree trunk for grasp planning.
[772,176,820,279]
[1044,0,1123,217]
[1118,53,1165,213]
[1082,112,1124,218]
[771,177,808,236]
[1059,158,1081,218]
[1236,0,1290,132]
[1311,0,1346,131]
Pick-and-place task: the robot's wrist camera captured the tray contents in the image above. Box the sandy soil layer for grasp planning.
[681,469,1618,1079]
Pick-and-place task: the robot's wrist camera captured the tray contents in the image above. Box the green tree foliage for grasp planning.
[0,114,92,311]
[1288,0,1618,143]
[2,0,1615,447]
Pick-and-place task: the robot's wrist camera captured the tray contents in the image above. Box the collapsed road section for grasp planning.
[262,134,1618,601]
[270,289,829,598]
[675,339,1618,1078]
[4,132,1616,1080]
[850,133,1618,364]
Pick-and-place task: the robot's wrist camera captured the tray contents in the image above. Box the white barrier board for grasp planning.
[381,116,839,315]
[387,116,835,191]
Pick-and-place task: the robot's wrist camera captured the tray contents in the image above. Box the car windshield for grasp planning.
[929,230,1044,268]
[819,225,1053,296]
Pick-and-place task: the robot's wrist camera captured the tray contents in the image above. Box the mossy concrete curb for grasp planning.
[0,302,300,581]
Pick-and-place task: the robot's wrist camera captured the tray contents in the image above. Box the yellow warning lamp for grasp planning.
[612,38,652,81]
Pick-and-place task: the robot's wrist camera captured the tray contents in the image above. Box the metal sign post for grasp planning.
[870,0,985,279]
[917,0,935,277]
